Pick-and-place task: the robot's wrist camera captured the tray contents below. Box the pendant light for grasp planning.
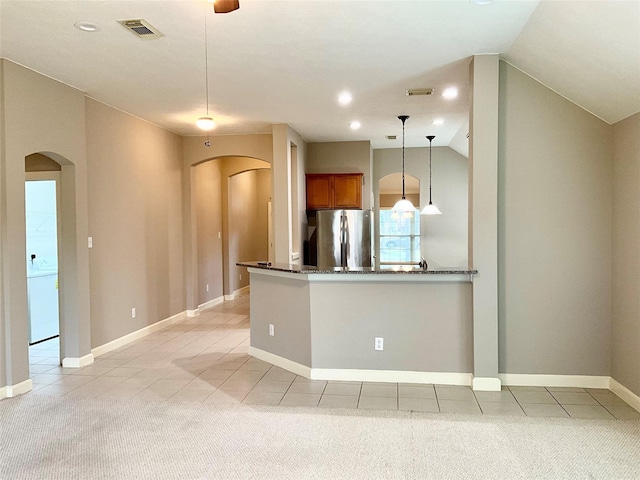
[198,5,215,147]
[421,135,442,215]
[392,115,416,217]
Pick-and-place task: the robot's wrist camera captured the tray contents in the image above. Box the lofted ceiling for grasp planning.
[0,0,638,153]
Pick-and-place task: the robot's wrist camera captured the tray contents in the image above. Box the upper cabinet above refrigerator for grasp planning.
[306,173,363,210]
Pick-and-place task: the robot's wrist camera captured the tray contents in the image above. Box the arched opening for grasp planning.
[25,159,61,371]
[192,156,271,309]
[23,152,90,375]
[377,173,421,268]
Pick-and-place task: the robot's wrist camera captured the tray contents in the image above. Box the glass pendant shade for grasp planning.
[392,198,415,215]
[392,115,415,218]
[196,116,215,131]
[421,202,442,215]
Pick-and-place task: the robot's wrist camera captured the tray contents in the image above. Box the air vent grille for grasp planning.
[118,19,163,39]
[406,88,434,96]
[386,135,397,140]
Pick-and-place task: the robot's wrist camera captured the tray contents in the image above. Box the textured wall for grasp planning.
[194,160,223,304]
[498,62,612,375]
[86,99,184,348]
[611,112,640,396]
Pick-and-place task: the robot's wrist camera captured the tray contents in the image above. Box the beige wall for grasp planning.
[373,147,469,268]
[25,153,61,172]
[229,169,271,293]
[220,158,270,295]
[498,61,612,376]
[86,99,184,348]
[194,160,223,304]
[272,125,307,264]
[307,141,372,210]
[1,60,91,390]
[611,112,640,396]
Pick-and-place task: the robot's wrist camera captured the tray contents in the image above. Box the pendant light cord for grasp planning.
[402,120,406,199]
[204,7,210,118]
[398,115,409,200]
[203,5,212,147]
[427,135,435,205]
[429,139,432,204]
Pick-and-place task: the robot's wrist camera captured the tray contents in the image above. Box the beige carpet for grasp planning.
[1,394,639,479]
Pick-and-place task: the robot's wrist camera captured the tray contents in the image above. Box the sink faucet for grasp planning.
[419,256,428,270]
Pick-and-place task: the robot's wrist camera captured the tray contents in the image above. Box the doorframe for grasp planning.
[25,172,62,361]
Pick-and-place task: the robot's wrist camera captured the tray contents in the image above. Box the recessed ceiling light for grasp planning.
[350,121,361,130]
[432,118,444,125]
[338,91,352,106]
[74,21,101,32]
[442,87,458,100]
[473,0,493,5]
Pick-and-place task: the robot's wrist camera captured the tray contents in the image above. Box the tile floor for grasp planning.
[27,292,640,420]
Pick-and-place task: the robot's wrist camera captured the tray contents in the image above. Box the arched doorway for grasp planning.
[24,152,92,372]
[192,156,271,310]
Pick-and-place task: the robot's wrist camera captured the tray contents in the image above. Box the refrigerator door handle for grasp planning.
[342,212,350,267]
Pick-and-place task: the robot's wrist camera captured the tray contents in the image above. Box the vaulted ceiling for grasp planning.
[1,1,638,152]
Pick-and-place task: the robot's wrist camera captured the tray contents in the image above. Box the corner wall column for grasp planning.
[272,124,292,264]
[469,54,501,391]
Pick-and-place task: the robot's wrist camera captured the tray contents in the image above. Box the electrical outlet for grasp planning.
[374,337,384,351]
[206,284,209,292]
[131,307,136,318]
[269,324,274,336]
[88,237,93,248]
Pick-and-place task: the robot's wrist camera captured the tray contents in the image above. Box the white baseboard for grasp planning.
[472,377,502,391]
[225,285,250,302]
[186,309,199,317]
[249,347,472,385]
[62,353,94,368]
[198,295,224,311]
[92,310,188,358]
[312,369,473,385]
[499,373,610,389]
[610,378,640,413]
[249,347,311,378]
[0,379,33,399]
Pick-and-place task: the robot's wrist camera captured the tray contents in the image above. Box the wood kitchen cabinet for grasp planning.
[306,173,363,210]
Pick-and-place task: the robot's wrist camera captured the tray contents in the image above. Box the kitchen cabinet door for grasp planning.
[333,174,362,208]
[306,173,363,210]
[306,174,333,209]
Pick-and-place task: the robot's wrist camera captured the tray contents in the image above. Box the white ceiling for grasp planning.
[1,0,638,152]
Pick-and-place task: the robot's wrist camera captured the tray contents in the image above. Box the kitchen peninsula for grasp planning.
[238,262,477,385]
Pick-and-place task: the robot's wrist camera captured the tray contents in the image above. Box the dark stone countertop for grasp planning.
[237,261,477,275]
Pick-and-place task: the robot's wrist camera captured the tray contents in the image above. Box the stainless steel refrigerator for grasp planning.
[316,209,372,268]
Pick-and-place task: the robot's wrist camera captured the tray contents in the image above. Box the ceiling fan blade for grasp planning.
[214,0,239,14]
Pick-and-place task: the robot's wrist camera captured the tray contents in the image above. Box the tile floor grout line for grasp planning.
[24,293,637,418]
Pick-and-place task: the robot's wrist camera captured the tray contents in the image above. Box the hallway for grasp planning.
[25,293,639,419]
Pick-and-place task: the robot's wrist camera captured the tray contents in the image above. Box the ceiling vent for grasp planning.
[386,135,397,140]
[406,88,434,96]
[117,19,163,39]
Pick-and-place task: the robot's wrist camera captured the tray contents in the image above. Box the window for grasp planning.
[379,209,420,264]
